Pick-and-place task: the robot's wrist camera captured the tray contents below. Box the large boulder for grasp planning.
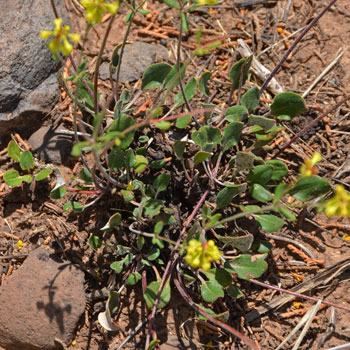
[0,0,69,138]
[0,247,86,350]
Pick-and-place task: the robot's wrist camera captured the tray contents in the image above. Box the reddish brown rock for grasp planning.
[0,247,85,350]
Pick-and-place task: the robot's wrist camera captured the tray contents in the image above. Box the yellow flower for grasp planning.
[325,185,350,216]
[80,0,119,23]
[185,239,221,271]
[196,0,217,5]
[299,152,322,177]
[15,240,24,250]
[40,18,80,56]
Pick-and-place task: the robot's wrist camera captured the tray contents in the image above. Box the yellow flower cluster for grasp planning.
[325,185,350,216]
[299,152,322,177]
[40,18,80,56]
[81,0,119,23]
[185,239,221,271]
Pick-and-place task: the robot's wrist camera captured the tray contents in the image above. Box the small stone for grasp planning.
[27,125,74,164]
[159,335,197,350]
[99,42,169,82]
[0,247,86,350]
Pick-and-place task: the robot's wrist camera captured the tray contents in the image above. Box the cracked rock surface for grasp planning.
[0,0,69,137]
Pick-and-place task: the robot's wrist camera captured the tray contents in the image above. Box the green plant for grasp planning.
[4,0,346,348]
[4,140,54,188]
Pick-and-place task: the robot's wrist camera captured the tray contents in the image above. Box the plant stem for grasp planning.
[215,204,275,227]
[114,13,134,101]
[174,271,259,350]
[93,14,116,115]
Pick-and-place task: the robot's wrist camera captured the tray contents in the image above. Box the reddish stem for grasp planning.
[174,271,259,350]
[67,188,102,194]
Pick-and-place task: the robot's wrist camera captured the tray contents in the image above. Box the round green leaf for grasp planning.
[216,186,243,208]
[153,173,170,193]
[271,92,307,119]
[35,168,53,181]
[127,272,142,286]
[214,268,233,288]
[155,121,171,130]
[194,151,211,164]
[108,148,124,170]
[134,155,148,173]
[250,183,272,203]
[225,254,267,280]
[144,281,171,309]
[278,205,297,221]
[254,214,284,232]
[19,151,34,170]
[162,0,180,8]
[201,280,224,303]
[267,160,288,180]
[89,234,102,249]
[229,56,253,90]
[289,175,330,202]
[147,247,160,261]
[63,201,84,212]
[248,115,275,132]
[241,86,260,113]
[110,260,124,274]
[175,115,192,129]
[144,199,163,217]
[174,77,197,108]
[121,189,134,203]
[222,122,243,151]
[7,141,20,161]
[174,141,186,160]
[199,71,211,97]
[101,213,122,231]
[247,165,273,185]
[141,63,172,90]
[4,170,23,186]
[227,285,244,299]
[225,105,248,122]
[50,186,66,199]
[108,114,135,150]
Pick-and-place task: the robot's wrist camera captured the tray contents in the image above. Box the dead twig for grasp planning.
[302,48,345,98]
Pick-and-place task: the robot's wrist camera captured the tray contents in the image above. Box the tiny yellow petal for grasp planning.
[15,240,24,250]
[61,38,73,56]
[68,33,81,43]
[40,30,53,39]
[104,3,119,14]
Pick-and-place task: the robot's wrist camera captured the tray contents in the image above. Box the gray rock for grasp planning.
[159,335,197,350]
[27,125,74,164]
[0,247,86,350]
[0,0,70,137]
[99,42,169,82]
